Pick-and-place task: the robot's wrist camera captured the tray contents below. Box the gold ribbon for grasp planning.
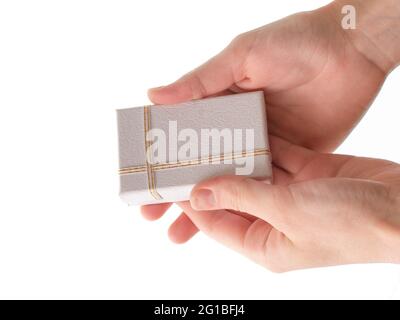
[119,148,271,175]
[143,105,163,200]
[120,105,271,200]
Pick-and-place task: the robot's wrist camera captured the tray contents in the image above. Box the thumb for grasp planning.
[189,176,295,231]
[148,44,243,105]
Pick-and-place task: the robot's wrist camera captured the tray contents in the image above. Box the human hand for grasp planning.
[148,2,392,153]
[141,0,400,244]
[180,136,400,272]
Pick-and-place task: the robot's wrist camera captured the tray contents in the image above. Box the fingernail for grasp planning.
[190,188,216,210]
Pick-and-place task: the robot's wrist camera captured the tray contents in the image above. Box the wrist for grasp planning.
[328,0,400,73]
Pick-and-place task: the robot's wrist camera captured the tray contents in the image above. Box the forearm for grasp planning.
[329,0,400,72]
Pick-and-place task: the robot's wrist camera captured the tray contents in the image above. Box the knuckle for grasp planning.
[231,31,251,46]
[231,33,245,45]
[190,73,208,98]
[214,177,248,212]
[181,72,207,99]
[226,184,243,212]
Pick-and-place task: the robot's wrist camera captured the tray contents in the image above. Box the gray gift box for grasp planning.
[117,91,272,205]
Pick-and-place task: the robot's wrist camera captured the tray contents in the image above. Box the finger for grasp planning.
[148,46,243,105]
[168,212,199,244]
[272,164,293,185]
[178,201,291,269]
[229,210,258,223]
[270,135,316,175]
[178,202,259,252]
[189,176,295,232]
[140,203,172,221]
[270,135,357,181]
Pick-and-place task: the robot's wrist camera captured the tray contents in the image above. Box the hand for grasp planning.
[140,1,399,244]
[182,136,400,272]
[148,3,389,152]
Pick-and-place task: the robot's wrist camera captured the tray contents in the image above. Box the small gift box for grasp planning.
[117,91,272,205]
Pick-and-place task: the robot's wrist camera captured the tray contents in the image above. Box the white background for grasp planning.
[0,0,399,299]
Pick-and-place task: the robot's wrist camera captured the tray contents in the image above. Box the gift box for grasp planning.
[117,91,272,205]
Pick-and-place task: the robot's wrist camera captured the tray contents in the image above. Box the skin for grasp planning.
[140,0,400,271]
[186,137,400,271]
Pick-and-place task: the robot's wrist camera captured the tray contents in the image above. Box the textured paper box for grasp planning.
[117,91,272,205]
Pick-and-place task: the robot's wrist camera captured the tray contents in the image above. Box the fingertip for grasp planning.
[140,209,161,221]
[147,86,165,103]
[191,175,250,195]
[189,176,230,210]
[148,82,191,105]
[190,188,216,211]
[140,203,171,221]
[168,213,198,244]
[168,227,188,244]
[147,84,180,104]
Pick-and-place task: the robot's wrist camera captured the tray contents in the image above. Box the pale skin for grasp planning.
[141,0,400,271]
